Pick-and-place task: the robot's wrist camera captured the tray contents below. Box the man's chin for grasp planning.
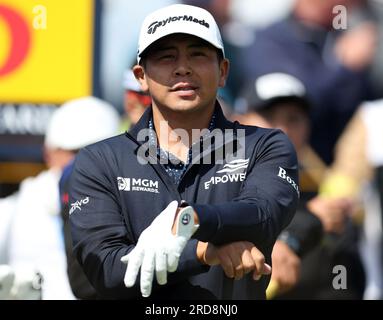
[168,102,202,113]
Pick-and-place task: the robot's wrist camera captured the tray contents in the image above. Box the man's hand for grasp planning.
[121,201,198,297]
[270,240,301,295]
[334,22,377,71]
[197,241,271,281]
[308,196,353,234]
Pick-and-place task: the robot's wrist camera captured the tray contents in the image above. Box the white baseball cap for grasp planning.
[255,73,306,101]
[137,4,225,63]
[45,96,120,151]
[235,73,309,114]
[122,69,142,92]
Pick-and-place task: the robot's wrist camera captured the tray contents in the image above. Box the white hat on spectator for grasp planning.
[45,96,120,150]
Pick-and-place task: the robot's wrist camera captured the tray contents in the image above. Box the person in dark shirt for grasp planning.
[56,97,121,299]
[235,72,365,299]
[69,4,299,299]
[243,0,378,164]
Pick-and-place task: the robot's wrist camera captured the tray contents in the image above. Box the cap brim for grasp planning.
[138,31,225,64]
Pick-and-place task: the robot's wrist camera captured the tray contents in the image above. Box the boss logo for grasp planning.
[277,167,300,196]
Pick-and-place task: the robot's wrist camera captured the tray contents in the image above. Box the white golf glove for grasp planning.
[121,200,199,297]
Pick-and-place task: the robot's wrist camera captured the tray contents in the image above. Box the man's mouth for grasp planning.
[170,83,198,98]
[171,83,198,92]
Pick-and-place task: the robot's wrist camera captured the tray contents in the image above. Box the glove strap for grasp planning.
[175,206,199,236]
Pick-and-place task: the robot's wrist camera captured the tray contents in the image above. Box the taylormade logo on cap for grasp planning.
[137,4,225,63]
[148,15,210,35]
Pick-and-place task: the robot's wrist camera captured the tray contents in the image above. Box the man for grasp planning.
[319,99,383,299]
[120,69,152,131]
[243,0,377,164]
[236,72,365,299]
[55,97,121,300]
[0,96,120,299]
[235,73,324,297]
[69,4,299,300]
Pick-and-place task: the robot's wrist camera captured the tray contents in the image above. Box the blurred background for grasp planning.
[1,0,383,300]
[1,0,382,194]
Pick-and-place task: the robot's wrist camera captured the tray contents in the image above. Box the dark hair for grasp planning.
[139,43,224,67]
[256,96,310,120]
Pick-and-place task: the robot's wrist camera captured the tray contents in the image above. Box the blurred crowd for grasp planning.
[1,0,383,299]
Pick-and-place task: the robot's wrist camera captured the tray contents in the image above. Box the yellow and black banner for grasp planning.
[0,0,100,186]
[0,0,96,103]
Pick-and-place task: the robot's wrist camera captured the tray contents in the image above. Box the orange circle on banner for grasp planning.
[0,4,31,77]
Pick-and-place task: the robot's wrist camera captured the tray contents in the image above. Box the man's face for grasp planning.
[266,103,310,152]
[133,34,229,114]
[124,91,151,125]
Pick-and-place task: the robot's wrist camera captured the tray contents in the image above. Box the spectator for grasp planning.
[0,97,120,299]
[120,69,152,132]
[235,72,365,299]
[243,0,378,164]
[320,99,383,299]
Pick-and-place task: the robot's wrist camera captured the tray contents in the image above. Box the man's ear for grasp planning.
[133,65,149,92]
[218,58,230,88]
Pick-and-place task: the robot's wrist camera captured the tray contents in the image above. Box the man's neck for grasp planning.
[152,104,215,162]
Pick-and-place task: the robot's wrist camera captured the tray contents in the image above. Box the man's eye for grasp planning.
[160,54,175,60]
[191,51,205,57]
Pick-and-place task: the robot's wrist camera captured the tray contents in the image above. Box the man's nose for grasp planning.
[174,56,192,76]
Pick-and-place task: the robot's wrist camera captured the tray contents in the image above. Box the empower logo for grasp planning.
[69,197,89,215]
[216,158,249,174]
[205,159,249,190]
[147,15,209,34]
[117,177,159,194]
